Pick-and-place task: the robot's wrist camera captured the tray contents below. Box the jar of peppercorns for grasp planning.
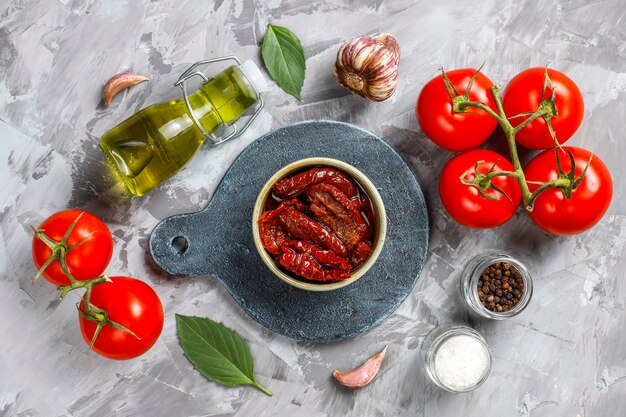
[460,253,533,319]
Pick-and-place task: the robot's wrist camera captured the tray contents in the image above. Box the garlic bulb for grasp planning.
[334,33,400,102]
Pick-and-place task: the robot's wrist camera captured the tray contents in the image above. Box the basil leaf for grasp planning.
[176,314,272,396]
[261,24,306,100]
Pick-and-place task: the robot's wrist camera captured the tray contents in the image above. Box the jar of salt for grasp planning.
[420,324,491,392]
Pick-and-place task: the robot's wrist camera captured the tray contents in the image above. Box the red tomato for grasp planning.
[439,150,522,228]
[32,210,113,285]
[417,68,498,151]
[79,276,164,360]
[502,68,584,150]
[524,147,612,235]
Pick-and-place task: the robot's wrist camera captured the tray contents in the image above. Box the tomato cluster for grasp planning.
[416,67,612,235]
[32,210,164,359]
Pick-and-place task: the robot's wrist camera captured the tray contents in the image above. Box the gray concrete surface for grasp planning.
[1,0,625,416]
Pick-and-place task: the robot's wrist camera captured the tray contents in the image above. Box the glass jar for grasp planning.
[100,57,267,196]
[420,323,491,393]
[460,253,533,319]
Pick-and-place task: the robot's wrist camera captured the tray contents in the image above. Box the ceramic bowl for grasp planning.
[252,157,387,291]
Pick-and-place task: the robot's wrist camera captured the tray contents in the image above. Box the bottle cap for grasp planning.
[239,60,269,94]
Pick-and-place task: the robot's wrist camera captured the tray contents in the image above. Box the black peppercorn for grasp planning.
[476,261,524,313]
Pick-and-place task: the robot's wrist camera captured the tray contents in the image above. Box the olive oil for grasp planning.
[100,62,266,196]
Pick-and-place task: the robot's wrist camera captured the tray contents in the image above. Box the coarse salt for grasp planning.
[434,334,490,389]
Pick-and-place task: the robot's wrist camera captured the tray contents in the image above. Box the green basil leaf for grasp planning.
[261,24,306,100]
[176,314,272,396]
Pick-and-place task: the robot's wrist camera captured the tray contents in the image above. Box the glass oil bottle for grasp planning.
[100,57,267,196]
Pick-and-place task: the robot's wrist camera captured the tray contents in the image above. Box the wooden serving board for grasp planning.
[149,120,429,341]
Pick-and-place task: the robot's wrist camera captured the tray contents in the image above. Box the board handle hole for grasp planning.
[171,236,189,255]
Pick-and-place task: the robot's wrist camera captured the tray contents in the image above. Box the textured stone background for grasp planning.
[1,0,625,416]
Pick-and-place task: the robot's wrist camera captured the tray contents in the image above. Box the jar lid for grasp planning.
[240,60,269,93]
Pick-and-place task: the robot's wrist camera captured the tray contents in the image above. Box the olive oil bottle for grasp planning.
[100,59,267,196]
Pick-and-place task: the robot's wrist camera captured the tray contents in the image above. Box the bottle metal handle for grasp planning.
[175,56,265,145]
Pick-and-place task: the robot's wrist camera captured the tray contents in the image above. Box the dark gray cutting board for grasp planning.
[149,120,429,341]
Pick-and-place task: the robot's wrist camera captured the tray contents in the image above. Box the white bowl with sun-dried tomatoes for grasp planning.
[252,157,387,291]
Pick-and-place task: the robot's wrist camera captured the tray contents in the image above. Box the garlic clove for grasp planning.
[334,33,400,102]
[103,72,149,105]
[332,345,388,389]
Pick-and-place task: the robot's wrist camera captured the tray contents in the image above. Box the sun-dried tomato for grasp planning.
[273,167,357,198]
[281,240,350,271]
[277,252,351,282]
[258,199,306,255]
[307,183,369,249]
[356,195,374,238]
[349,241,373,268]
[278,209,347,257]
[260,166,376,283]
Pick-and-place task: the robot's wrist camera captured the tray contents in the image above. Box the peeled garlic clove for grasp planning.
[103,72,149,105]
[332,345,388,389]
[334,33,400,102]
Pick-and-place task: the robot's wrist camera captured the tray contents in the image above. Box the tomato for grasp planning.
[32,209,113,285]
[502,68,584,150]
[417,68,498,151]
[79,276,164,360]
[524,147,612,235]
[439,150,522,228]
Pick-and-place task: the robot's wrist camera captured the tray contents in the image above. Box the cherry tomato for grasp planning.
[79,276,164,360]
[524,147,612,235]
[32,210,113,285]
[502,68,584,150]
[439,150,522,228]
[417,68,498,151]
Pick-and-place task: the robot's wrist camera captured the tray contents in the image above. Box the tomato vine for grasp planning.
[32,212,139,349]
[441,66,590,211]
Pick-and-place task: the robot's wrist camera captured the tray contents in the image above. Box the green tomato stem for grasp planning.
[77,299,141,347]
[526,178,571,211]
[58,274,111,301]
[457,100,502,122]
[449,72,575,211]
[483,170,520,181]
[512,107,550,135]
[31,211,139,348]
